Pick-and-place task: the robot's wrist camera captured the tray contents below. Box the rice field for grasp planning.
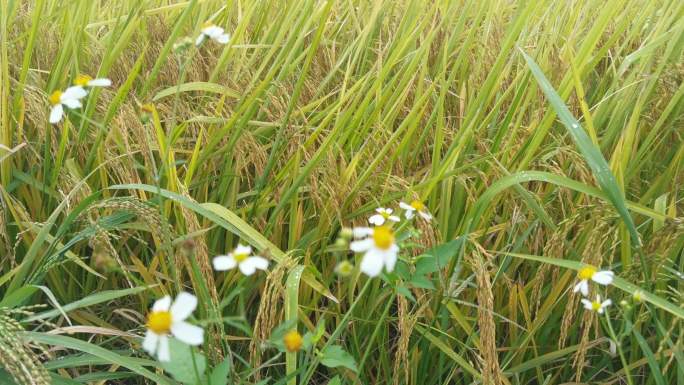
[1,0,683,384]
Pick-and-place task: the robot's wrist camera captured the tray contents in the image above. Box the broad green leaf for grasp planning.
[209,356,232,385]
[160,338,207,385]
[320,345,358,373]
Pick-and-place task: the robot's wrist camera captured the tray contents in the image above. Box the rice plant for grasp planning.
[1,0,683,384]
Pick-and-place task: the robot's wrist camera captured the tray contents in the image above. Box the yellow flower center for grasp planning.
[380,211,390,219]
[578,266,597,280]
[283,330,303,352]
[233,253,249,263]
[49,90,62,105]
[74,74,92,86]
[372,226,394,250]
[147,311,172,334]
[410,200,425,211]
[591,301,602,311]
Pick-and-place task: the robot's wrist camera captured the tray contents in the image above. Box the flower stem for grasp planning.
[301,279,372,383]
[604,310,634,385]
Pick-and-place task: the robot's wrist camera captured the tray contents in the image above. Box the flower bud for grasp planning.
[632,290,644,303]
[335,260,354,277]
[339,227,353,240]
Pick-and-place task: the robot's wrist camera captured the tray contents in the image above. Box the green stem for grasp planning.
[302,279,372,383]
[604,310,634,385]
[357,290,394,373]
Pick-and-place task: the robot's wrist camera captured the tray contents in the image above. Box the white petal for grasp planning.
[360,249,384,277]
[399,202,414,211]
[195,34,206,46]
[234,244,252,255]
[388,215,400,222]
[601,299,612,308]
[61,86,87,100]
[352,227,373,238]
[88,78,111,87]
[581,299,592,310]
[597,307,605,314]
[215,33,230,44]
[368,214,385,226]
[573,281,583,293]
[383,249,398,272]
[418,211,432,221]
[171,321,204,346]
[61,98,82,109]
[49,104,63,123]
[577,281,589,296]
[171,292,197,322]
[404,210,415,219]
[592,271,614,285]
[203,26,224,38]
[238,261,256,276]
[157,336,170,362]
[152,296,172,312]
[350,238,373,252]
[213,255,237,271]
[242,256,268,271]
[142,331,159,355]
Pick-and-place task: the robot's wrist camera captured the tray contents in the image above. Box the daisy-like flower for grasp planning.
[212,244,269,276]
[368,207,400,226]
[573,266,614,297]
[142,292,204,362]
[48,86,87,124]
[74,74,112,88]
[349,226,399,277]
[399,200,432,221]
[195,22,230,46]
[581,294,612,314]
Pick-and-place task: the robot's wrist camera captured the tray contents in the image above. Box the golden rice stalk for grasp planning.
[177,186,222,361]
[470,243,504,385]
[393,293,426,385]
[250,255,296,378]
[0,308,50,385]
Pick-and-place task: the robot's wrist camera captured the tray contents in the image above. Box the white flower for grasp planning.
[399,200,432,221]
[349,226,399,277]
[196,22,230,46]
[368,207,400,226]
[48,86,87,124]
[213,244,269,276]
[74,74,112,88]
[572,266,614,297]
[143,292,204,362]
[581,294,612,314]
